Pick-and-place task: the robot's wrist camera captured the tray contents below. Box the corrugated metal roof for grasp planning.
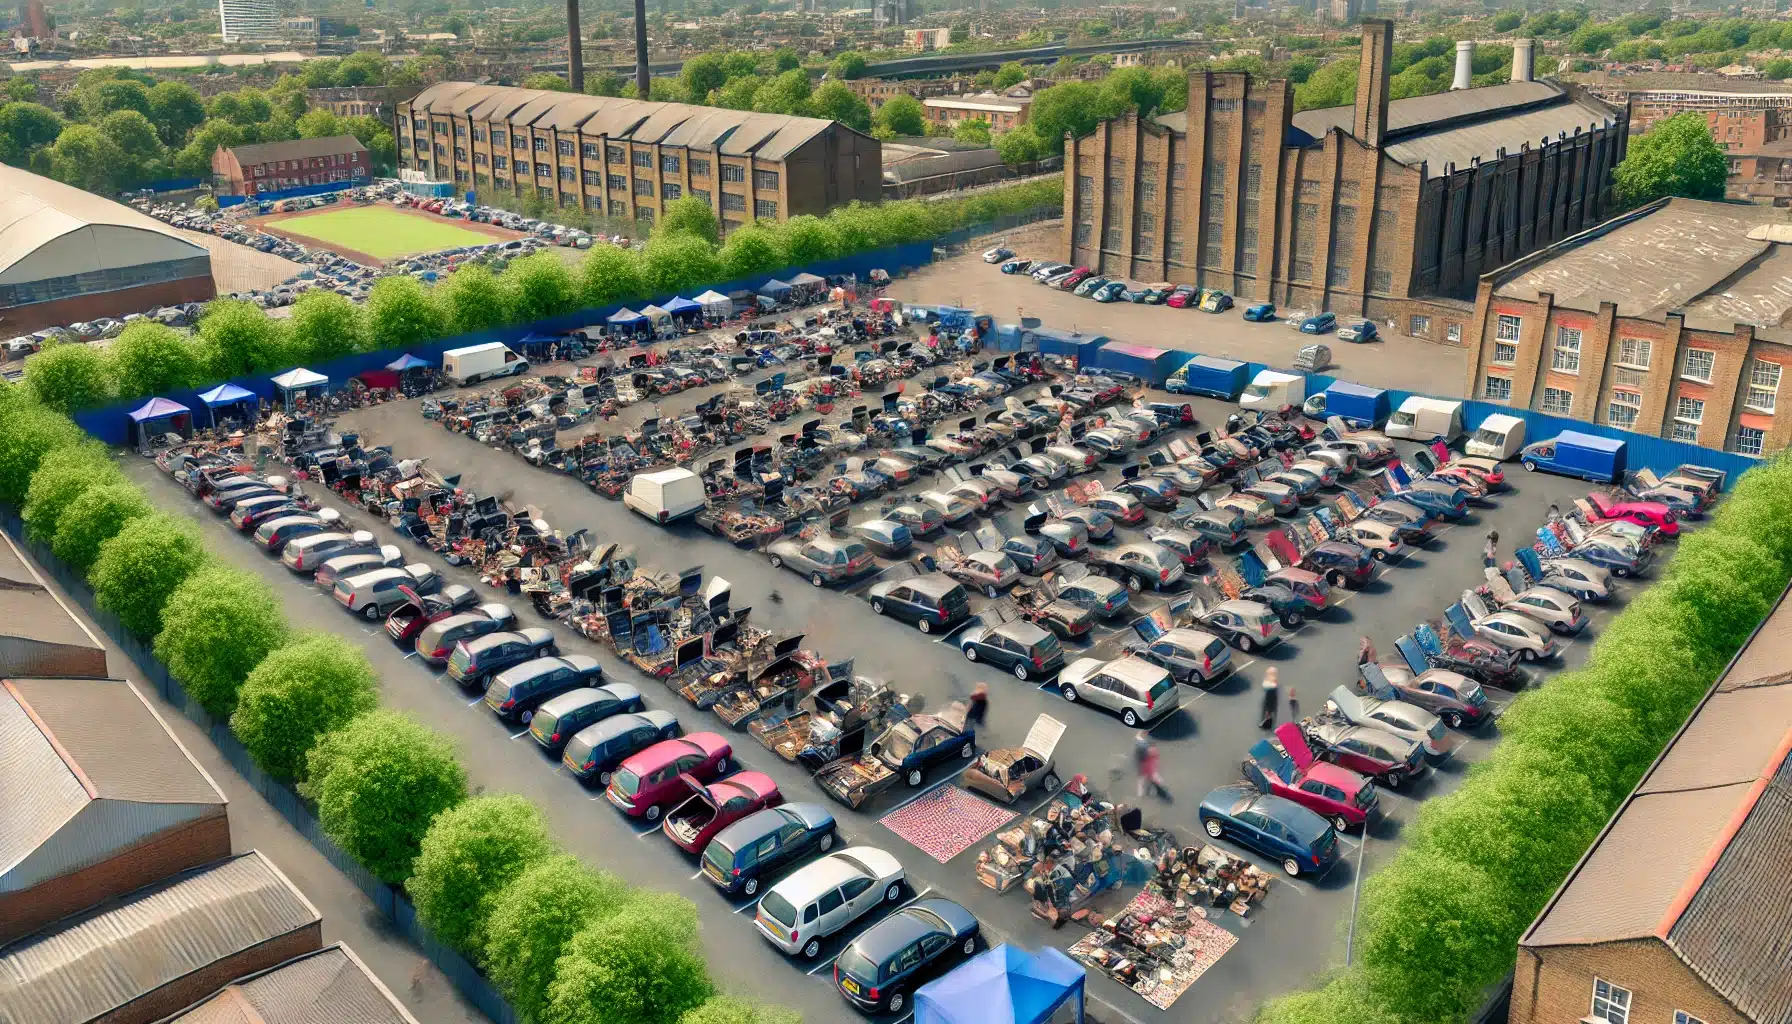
[163,944,421,1024]
[0,852,320,1024]
[0,691,87,884]
[10,678,223,807]
[0,164,207,287]
[405,82,860,162]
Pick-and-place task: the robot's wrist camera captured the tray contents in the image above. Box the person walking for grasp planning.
[1140,740,1169,801]
[1483,530,1500,568]
[1286,687,1300,722]
[1259,667,1280,729]
[967,682,989,733]
[1133,731,1153,798]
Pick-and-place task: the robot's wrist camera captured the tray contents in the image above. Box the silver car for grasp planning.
[1327,685,1449,758]
[754,847,905,959]
[1056,656,1179,727]
[332,565,437,620]
[281,530,380,574]
[767,535,878,587]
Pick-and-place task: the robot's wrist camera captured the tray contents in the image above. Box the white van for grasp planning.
[623,468,706,524]
[443,342,528,386]
[1385,397,1463,442]
[1465,412,1526,460]
[1239,370,1305,411]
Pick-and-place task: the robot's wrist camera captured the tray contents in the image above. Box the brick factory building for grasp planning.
[923,87,1037,132]
[397,83,882,234]
[1571,70,1792,134]
[306,84,421,121]
[1510,582,1792,1024]
[0,165,214,337]
[1062,23,1628,345]
[211,135,373,198]
[1463,198,1792,457]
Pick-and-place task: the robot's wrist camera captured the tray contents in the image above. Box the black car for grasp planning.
[999,534,1058,575]
[958,618,1064,681]
[444,627,558,689]
[867,574,972,635]
[833,897,981,1015]
[528,684,647,752]
[1114,476,1180,511]
[561,710,682,786]
[483,655,606,723]
[700,803,838,897]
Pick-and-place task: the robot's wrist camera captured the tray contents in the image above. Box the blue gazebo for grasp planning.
[662,295,703,322]
[196,383,259,428]
[385,353,431,372]
[128,396,192,446]
[915,945,1085,1024]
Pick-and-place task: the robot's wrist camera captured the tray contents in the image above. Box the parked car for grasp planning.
[282,531,382,574]
[1300,717,1427,789]
[1337,321,1378,342]
[1056,657,1179,727]
[1300,541,1376,589]
[981,246,1014,263]
[230,496,304,532]
[1566,535,1653,578]
[701,803,838,896]
[527,683,646,752]
[958,617,1064,681]
[1123,624,1233,686]
[252,515,327,553]
[867,574,973,634]
[1198,784,1341,878]
[1052,570,1130,619]
[443,627,558,688]
[1197,598,1286,653]
[767,535,878,587]
[605,732,733,821]
[833,898,981,1015]
[1585,492,1680,537]
[386,587,484,645]
[332,565,439,620]
[562,710,683,786]
[1326,686,1449,758]
[484,655,605,724]
[663,771,783,854]
[1166,284,1198,308]
[312,547,404,589]
[1244,723,1377,832]
[1242,303,1277,322]
[851,520,913,559]
[1359,663,1489,729]
[1298,312,1337,334]
[755,848,906,958]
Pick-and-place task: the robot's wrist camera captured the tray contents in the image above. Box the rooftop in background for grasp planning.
[226,134,371,168]
[0,529,108,678]
[1568,70,1792,95]
[1491,198,1792,339]
[7,51,311,72]
[163,943,423,1024]
[0,163,209,284]
[1521,582,1792,1024]
[923,88,1036,114]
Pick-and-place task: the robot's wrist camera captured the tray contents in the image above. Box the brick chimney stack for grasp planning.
[1354,19,1394,148]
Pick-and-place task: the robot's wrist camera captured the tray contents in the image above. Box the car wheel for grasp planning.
[1614,566,1631,578]
[1122,709,1140,727]
[1059,683,1078,702]
[547,644,560,657]
[888,992,907,1014]
[1043,771,1061,791]
[1373,549,1388,561]
[1013,662,1029,681]
[962,935,977,955]
[769,554,783,569]
[645,805,662,822]
[1238,635,1255,653]
[1383,770,1402,789]
[802,938,821,959]
[1204,818,1224,839]
[520,709,534,724]
[1442,711,1463,729]
[818,832,834,852]
[1283,857,1302,877]
[598,770,613,786]
[1126,575,1141,593]
[1522,648,1537,662]
[363,603,382,621]
[917,618,933,634]
[714,757,729,774]
[907,768,923,786]
[963,645,979,662]
[1333,815,1352,833]
[1522,460,1537,472]
[742,877,759,896]
[811,572,825,587]
[1282,612,1303,629]
[886,882,902,902]
[871,599,885,614]
[1327,570,1346,587]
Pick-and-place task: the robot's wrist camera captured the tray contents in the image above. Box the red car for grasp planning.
[662,771,782,853]
[1301,717,1427,790]
[606,733,733,821]
[1243,724,1377,832]
[1585,492,1679,537]
[1057,267,1092,291]
[1165,285,1198,308]
[384,584,480,644]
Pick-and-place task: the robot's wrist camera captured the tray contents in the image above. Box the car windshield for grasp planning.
[612,767,642,796]
[760,890,798,928]
[1203,638,1227,659]
[1148,676,1174,703]
[1244,384,1272,398]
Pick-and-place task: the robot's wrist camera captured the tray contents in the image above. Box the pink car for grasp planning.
[1586,492,1679,537]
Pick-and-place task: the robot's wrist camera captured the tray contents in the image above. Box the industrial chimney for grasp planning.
[1452,40,1475,90]
[1511,39,1535,83]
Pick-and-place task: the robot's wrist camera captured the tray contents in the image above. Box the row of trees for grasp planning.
[1257,450,1792,1024]
[0,373,797,1024]
[22,178,1064,415]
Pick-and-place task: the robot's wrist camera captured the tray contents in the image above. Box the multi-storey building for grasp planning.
[212,136,372,197]
[1061,26,1628,344]
[216,0,280,42]
[306,85,420,121]
[1463,197,1792,457]
[1571,71,1792,133]
[844,76,967,111]
[396,83,881,234]
[923,87,1036,132]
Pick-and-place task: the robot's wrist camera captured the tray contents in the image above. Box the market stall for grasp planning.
[639,304,673,339]
[915,944,1086,1024]
[127,396,192,446]
[196,382,259,429]
[607,307,650,339]
[694,289,733,319]
[662,295,704,324]
[270,367,330,413]
[787,272,827,303]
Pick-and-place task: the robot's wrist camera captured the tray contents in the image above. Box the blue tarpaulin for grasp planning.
[915,945,1085,1024]
[607,308,647,325]
[385,354,431,371]
[128,397,190,422]
[758,279,793,298]
[663,296,703,317]
[197,383,257,407]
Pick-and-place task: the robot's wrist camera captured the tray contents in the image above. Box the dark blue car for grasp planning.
[1398,481,1470,520]
[701,803,837,897]
[1300,312,1338,334]
[1199,783,1341,878]
[833,897,981,1015]
[1243,303,1277,322]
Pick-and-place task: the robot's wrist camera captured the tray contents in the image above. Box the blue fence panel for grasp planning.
[142,177,204,193]
[219,180,368,208]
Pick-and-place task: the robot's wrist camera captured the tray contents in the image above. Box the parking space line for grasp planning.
[402,651,418,659]
[465,696,484,707]
[508,728,530,739]
[637,824,661,840]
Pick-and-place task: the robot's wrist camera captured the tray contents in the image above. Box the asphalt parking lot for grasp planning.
[128,347,1637,1024]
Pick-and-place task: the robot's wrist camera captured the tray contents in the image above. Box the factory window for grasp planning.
[1607,390,1640,428]
[662,154,681,173]
[1338,181,1359,202]
[473,153,486,166]
[1136,236,1154,257]
[1074,222,1092,245]
[1616,337,1652,368]
[722,164,746,183]
[433,120,447,134]
[397,116,409,129]
[534,137,548,152]
[690,158,710,176]
[1675,395,1705,432]
[755,170,780,191]
[1409,315,1431,336]
[1140,180,1157,202]
[1495,314,1522,342]
[1494,341,1517,364]
[562,192,578,207]
[608,174,625,190]
[756,199,778,219]
[1108,157,1124,177]
[513,134,527,150]
[1103,225,1122,249]
[628,150,649,168]
[1205,163,1227,193]
[1551,327,1582,373]
[1168,240,1185,262]
[455,147,469,161]
[1734,427,1765,456]
[1204,243,1223,268]
[583,170,599,185]
[454,169,468,183]
[454,124,466,137]
[692,188,710,203]
[538,164,552,179]
[1542,387,1573,415]
[1297,178,1321,198]
[1682,348,1715,383]
[723,192,746,211]
[664,182,682,200]
[637,206,655,223]
[1211,97,1239,112]
[514,161,528,176]
[1746,359,1780,412]
[1138,213,1157,234]
[1236,250,1254,273]
[538,185,553,200]
[583,143,599,159]
[635,179,654,196]
[608,146,625,164]
[1447,323,1462,344]
[609,199,627,216]
[494,176,508,187]
[1107,176,1123,196]
[1327,264,1351,287]
[558,140,574,156]
[1369,270,1392,292]
[560,166,575,181]
[491,131,506,146]
[471,128,484,142]
[1483,375,1512,401]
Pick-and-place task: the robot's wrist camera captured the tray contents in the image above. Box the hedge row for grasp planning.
[23,180,1064,416]
[1257,453,1792,1024]
[0,384,798,1024]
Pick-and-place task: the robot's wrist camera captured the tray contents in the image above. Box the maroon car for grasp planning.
[385,584,481,644]
[662,771,782,853]
[606,733,733,822]
[1300,717,1427,790]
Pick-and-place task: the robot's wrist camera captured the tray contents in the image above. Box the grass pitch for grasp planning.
[268,206,497,260]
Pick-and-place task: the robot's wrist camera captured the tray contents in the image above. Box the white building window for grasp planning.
[1735,426,1766,456]
[1607,390,1641,428]
[1483,376,1512,401]
[1495,314,1522,342]
[1745,359,1780,412]
[1542,387,1573,414]
[1552,327,1582,372]
[1590,979,1631,1024]
[1493,342,1518,364]
[1682,348,1715,382]
[1673,396,1705,441]
[1673,1013,1707,1024]
[1616,337,1652,368]
[1408,315,1430,336]
[1447,323,1463,344]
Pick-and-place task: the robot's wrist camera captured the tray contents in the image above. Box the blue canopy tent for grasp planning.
[196,382,259,429]
[128,396,193,446]
[385,353,431,372]
[915,945,1085,1024]
[513,332,561,362]
[663,295,704,320]
[271,366,330,412]
[758,278,792,299]
[607,307,650,339]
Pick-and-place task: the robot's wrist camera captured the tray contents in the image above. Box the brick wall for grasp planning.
[95,921,322,1024]
[1512,940,1749,1024]
[0,811,231,945]
[0,274,215,337]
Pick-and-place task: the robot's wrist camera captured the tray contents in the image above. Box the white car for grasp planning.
[1030,262,1069,282]
[918,490,978,525]
[982,246,1015,264]
[1486,581,1587,635]
[754,848,905,959]
[1534,557,1612,602]
[1327,686,1449,758]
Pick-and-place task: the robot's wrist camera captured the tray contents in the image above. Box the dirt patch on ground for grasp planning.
[174,228,306,295]
[248,203,528,266]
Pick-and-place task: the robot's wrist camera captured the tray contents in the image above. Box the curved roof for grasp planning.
[0,164,207,282]
[406,82,866,161]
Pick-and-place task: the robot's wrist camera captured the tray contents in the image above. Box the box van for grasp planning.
[442,342,528,386]
[1167,356,1250,399]
[623,468,706,524]
[1239,370,1305,411]
[1385,397,1463,442]
[1520,431,1626,483]
[1465,413,1526,460]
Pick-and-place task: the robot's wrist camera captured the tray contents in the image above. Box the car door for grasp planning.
[917,931,954,977]
[1087,674,1120,713]
[815,885,849,936]
[887,941,927,991]
[1147,642,1178,676]
[771,822,808,870]
[839,874,875,917]
[886,586,916,623]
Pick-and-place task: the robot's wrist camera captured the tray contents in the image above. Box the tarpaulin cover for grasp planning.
[197,383,257,406]
[788,272,826,287]
[127,397,190,422]
[270,367,328,390]
[694,290,732,315]
[385,354,431,371]
[357,369,400,388]
[639,304,672,323]
[663,296,703,316]
[758,279,793,297]
[607,308,647,325]
[915,944,1085,1024]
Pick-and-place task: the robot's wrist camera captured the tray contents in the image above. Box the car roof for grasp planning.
[1105,657,1171,686]
[995,619,1050,643]
[908,574,964,596]
[849,899,970,960]
[1259,793,1333,841]
[772,847,898,901]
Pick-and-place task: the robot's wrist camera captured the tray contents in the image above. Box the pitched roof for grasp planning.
[227,134,369,167]
[0,531,107,677]
[1521,583,1792,1024]
[162,944,421,1024]
[405,82,870,162]
[0,164,207,281]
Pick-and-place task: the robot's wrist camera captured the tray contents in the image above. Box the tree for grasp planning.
[437,264,512,333]
[53,482,150,575]
[712,75,762,110]
[777,215,838,265]
[3,77,36,102]
[829,51,869,80]
[1492,10,1522,32]
[195,299,289,378]
[1658,530,1786,656]
[1295,57,1358,111]
[0,399,86,506]
[524,72,573,92]
[22,442,120,543]
[993,61,1028,90]
[172,118,248,178]
[504,251,580,322]
[682,53,730,103]
[25,341,113,413]
[1613,111,1727,207]
[99,109,167,185]
[993,128,1041,165]
[285,289,368,362]
[659,196,719,244]
[410,795,554,958]
[952,117,992,146]
[579,243,646,306]
[296,107,343,139]
[807,81,872,133]
[1765,58,1792,80]
[233,633,379,781]
[484,855,631,1021]
[1025,80,1104,152]
[89,513,208,638]
[306,710,467,884]
[336,51,388,87]
[207,88,272,126]
[678,997,803,1024]
[543,892,713,1024]
[0,102,64,164]
[751,70,811,115]
[874,93,926,137]
[642,234,722,297]
[771,46,801,73]
[155,564,288,720]
[1353,849,1521,1021]
[586,71,626,97]
[109,322,201,398]
[93,78,153,118]
[366,276,447,352]
[147,81,206,148]
[1570,24,1616,54]
[48,124,125,192]
[719,223,787,278]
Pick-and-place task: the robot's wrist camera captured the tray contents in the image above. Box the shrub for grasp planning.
[410,795,554,959]
[285,290,368,362]
[643,234,723,297]
[1352,848,1520,1021]
[579,243,645,307]
[659,196,720,244]
[678,996,803,1024]
[543,891,713,1024]
[154,563,289,719]
[24,341,113,414]
[778,215,838,265]
[718,224,787,280]
[109,322,202,398]
[89,512,208,638]
[307,709,467,883]
[231,633,379,781]
[21,441,119,542]
[436,263,512,334]
[484,855,631,1022]
[195,299,290,378]
[52,481,150,574]
[505,251,581,322]
[366,275,447,353]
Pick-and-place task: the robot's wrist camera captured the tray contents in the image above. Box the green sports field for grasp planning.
[267,205,500,260]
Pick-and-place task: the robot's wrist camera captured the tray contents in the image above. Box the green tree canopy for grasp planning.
[155,564,289,719]
[22,442,119,543]
[1613,111,1726,207]
[0,102,63,163]
[24,341,112,414]
[952,117,992,146]
[586,71,626,97]
[807,81,872,133]
[109,322,201,398]
[0,398,85,506]
[437,263,512,333]
[682,53,730,103]
[147,81,205,148]
[207,87,272,126]
[678,997,802,1024]
[659,196,720,245]
[874,93,926,137]
[993,128,1041,164]
[1295,57,1358,111]
[366,276,448,352]
[307,710,467,884]
[522,73,573,92]
[771,47,801,73]
[829,51,869,80]
[232,633,379,781]
[195,299,290,378]
[48,124,125,192]
[1492,10,1522,31]
[777,215,838,265]
[336,51,389,86]
[712,75,762,111]
[285,290,368,362]
[484,855,631,1021]
[93,78,153,118]
[751,69,812,115]
[410,795,554,958]
[1026,80,1104,152]
[543,891,713,1024]
[642,234,723,297]
[296,107,343,139]
[504,251,580,322]
[993,61,1029,90]
[579,243,646,306]
[90,513,209,638]
[719,223,787,279]
[53,481,150,575]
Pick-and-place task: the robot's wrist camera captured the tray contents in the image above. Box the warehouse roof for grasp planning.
[163,944,421,1024]
[1568,70,1792,95]
[226,134,369,167]
[0,164,207,282]
[1522,584,1792,1024]
[405,82,870,161]
[0,852,319,1024]
[0,531,107,677]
